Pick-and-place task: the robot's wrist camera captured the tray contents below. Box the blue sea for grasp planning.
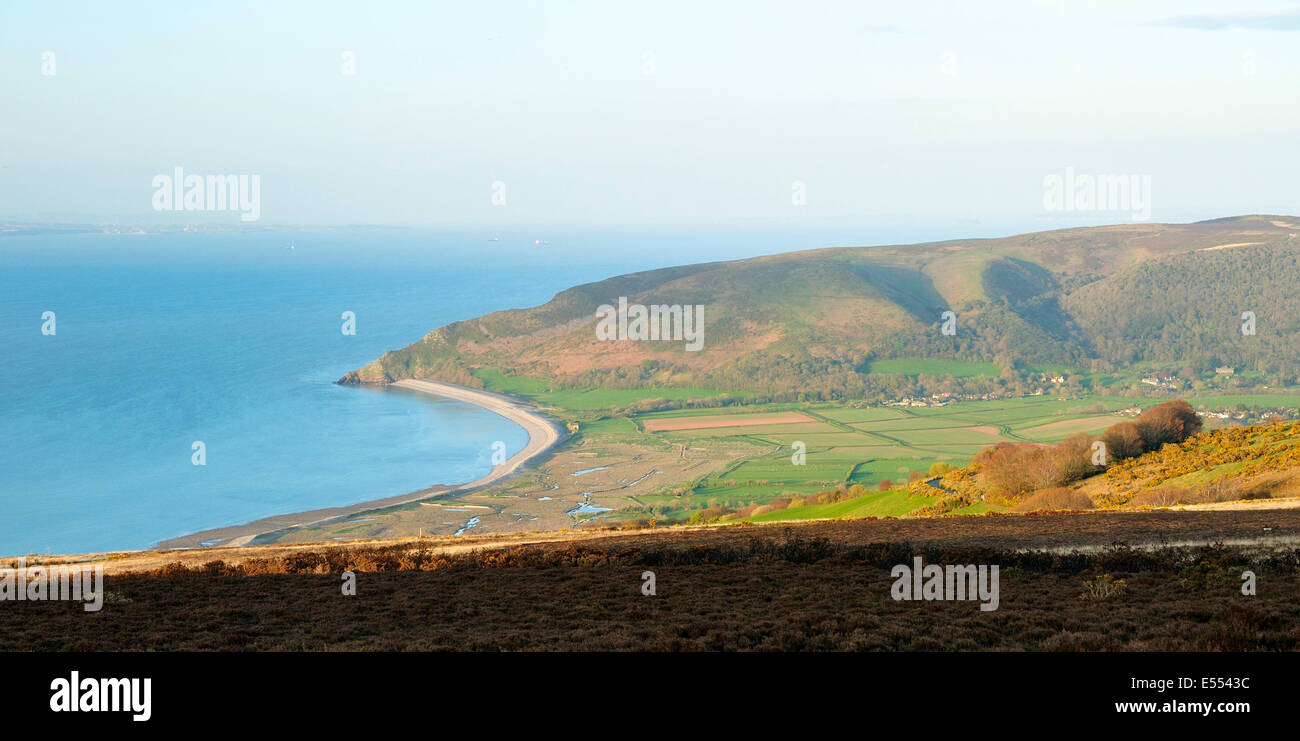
[1,226,912,554]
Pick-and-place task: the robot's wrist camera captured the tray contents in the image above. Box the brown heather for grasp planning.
[3,510,1300,651]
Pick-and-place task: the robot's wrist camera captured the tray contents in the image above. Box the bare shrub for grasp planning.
[1134,399,1203,450]
[1191,480,1244,503]
[1013,488,1094,512]
[1101,421,1144,461]
[981,442,1091,496]
[1131,485,1192,507]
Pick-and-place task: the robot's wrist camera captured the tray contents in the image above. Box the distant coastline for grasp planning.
[157,379,566,550]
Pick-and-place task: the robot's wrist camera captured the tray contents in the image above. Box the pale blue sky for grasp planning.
[2,0,1298,229]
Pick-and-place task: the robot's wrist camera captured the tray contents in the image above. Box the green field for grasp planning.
[813,406,912,423]
[471,368,555,395]
[744,489,941,522]
[540,385,1300,526]
[1024,363,1075,375]
[627,395,1150,499]
[847,458,948,483]
[473,368,749,411]
[1185,393,1300,409]
[636,403,807,420]
[571,416,644,442]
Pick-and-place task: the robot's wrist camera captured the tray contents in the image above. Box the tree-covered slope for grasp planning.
[340,215,1300,395]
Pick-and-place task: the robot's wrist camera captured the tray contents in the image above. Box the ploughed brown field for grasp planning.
[5,510,1300,651]
[639,412,813,431]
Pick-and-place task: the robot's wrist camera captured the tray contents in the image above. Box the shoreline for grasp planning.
[156,379,566,550]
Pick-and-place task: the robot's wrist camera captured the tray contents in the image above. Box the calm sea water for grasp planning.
[2,226,905,554]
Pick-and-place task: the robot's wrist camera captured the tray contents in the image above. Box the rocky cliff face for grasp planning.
[336,367,387,385]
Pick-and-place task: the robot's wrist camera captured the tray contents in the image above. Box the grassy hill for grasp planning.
[921,420,1300,513]
[340,215,1300,398]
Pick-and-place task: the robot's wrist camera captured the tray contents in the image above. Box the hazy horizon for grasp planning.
[4,0,1299,230]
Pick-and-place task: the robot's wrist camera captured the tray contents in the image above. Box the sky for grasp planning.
[1,0,1298,232]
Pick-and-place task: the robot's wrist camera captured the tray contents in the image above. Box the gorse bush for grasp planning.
[1104,421,1300,504]
[1131,479,1268,508]
[1080,573,1127,601]
[1178,561,1233,591]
